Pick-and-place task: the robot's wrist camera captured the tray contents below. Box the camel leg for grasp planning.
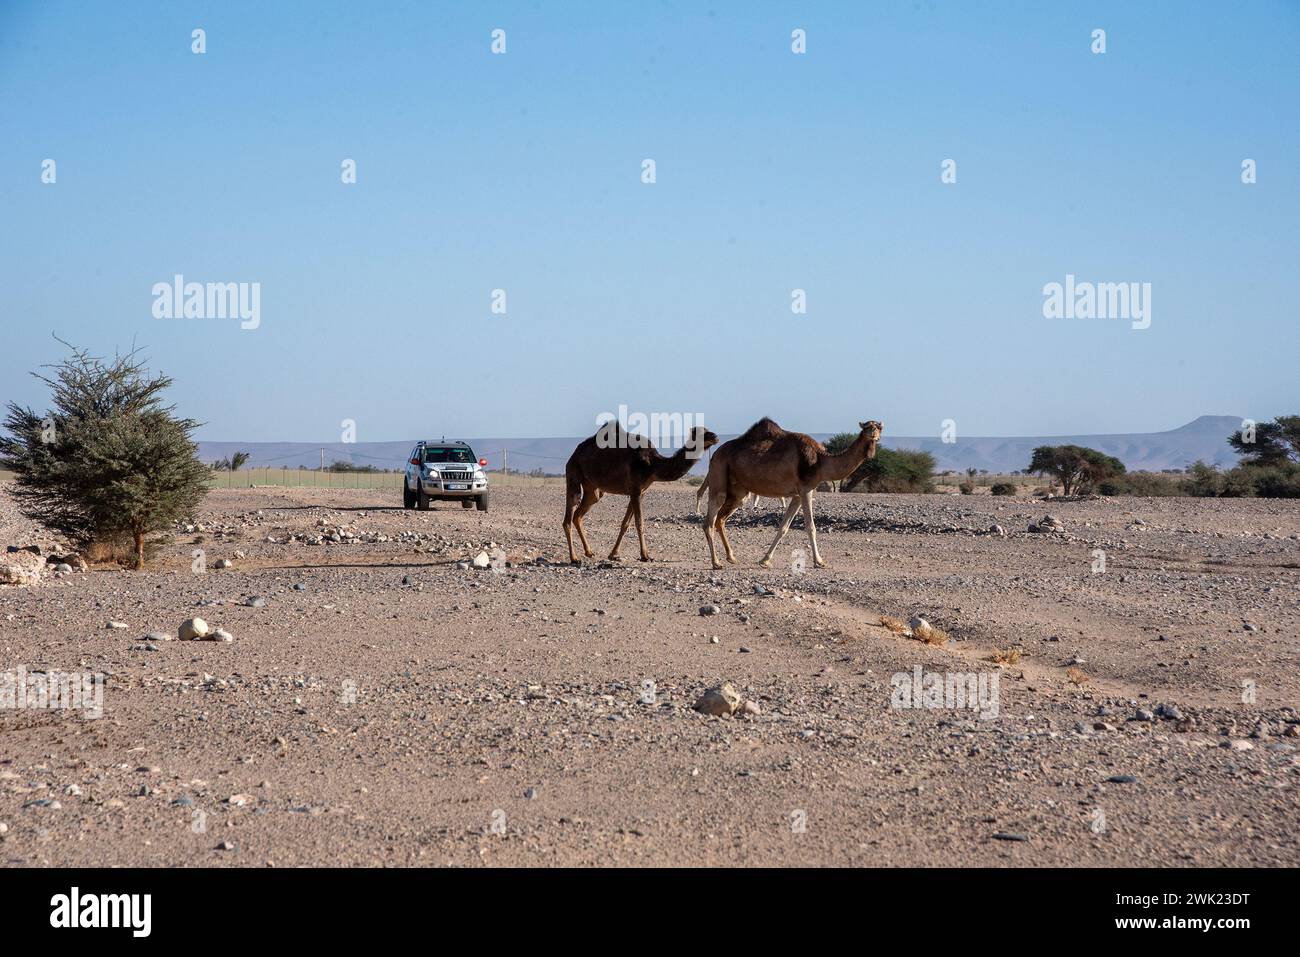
[563,496,580,564]
[607,499,635,560]
[632,494,652,561]
[694,483,708,516]
[759,496,803,568]
[710,491,744,564]
[801,492,826,567]
[715,493,743,564]
[572,488,600,559]
[703,492,725,570]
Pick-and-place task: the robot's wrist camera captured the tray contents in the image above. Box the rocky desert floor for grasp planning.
[1,482,1298,867]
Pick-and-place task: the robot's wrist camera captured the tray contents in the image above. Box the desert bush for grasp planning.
[1182,461,1259,497]
[1117,472,1184,496]
[990,482,1017,496]
[1182,461,1227,497]
[0,342,209,568]
[958,480,975,495]
[1247,462,1300,498]
[842,447,936,493]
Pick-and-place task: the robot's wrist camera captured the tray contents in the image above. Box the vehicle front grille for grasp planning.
[439,472,472,482]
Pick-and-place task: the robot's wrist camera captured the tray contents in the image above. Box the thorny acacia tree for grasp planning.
[0,341,209,568]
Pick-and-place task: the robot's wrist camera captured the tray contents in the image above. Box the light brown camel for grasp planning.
[564,423,719,564]
[694,486,786,514]
[700,418,883,570]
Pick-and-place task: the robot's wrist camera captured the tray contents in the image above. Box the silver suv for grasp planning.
[403,441,489,512]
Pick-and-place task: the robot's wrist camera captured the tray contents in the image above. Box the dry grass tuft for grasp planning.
[1065,666,1090,685]
[879,616,910,635]
[914,624,950,646]
[989,648,1022,665]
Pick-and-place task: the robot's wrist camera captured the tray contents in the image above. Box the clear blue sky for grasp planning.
[2,1,1296,443]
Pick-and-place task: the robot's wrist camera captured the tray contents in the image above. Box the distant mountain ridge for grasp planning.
[196,415,1246,475]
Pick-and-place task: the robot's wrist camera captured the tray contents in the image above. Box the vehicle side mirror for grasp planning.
[409,457,420,466]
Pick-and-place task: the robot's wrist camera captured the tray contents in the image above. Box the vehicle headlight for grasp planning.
[474,470,485,480]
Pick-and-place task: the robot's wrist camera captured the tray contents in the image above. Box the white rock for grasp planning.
[471,551,491,569]
[693,683,742,716]
[178,617,210,641]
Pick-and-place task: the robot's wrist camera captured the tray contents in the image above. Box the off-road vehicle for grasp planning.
[403,441,488,511]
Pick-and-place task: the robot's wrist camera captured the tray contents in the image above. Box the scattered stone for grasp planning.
[992,832,1029,842]
[245,596,267,608]
[1133,708,1155,723]
[105,621,128,630]
[1105,774,1138,784]
[693,683,742,716]
[1154,703,1183,720]
[212,558,233,569]
[0,562,42,586]
[1224,739,1254,751]
[178,617,210,641]
[472,551,491,569]
[1029,514,1065,533]
[699,605,721,617]
[212,628,234,643]
[740,700,761,717]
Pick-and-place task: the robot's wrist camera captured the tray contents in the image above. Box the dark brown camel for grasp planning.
[563,423,718,563]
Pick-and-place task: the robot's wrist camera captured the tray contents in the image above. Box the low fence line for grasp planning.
[204,468,565,489]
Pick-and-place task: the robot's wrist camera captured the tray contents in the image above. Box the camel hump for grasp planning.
[739,417,784,442]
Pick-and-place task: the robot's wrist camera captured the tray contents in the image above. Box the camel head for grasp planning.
[684,426,720,459]
[858,420,884,458]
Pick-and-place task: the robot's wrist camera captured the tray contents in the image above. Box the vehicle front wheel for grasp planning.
[417,485,430,510]
[403,481,416,509]
[476,493,488,512]
[461,499,473,509]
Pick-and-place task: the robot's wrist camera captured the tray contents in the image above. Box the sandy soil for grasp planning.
[2,483,1298,867]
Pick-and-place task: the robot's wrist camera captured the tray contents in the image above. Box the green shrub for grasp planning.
[841,447,936,493]
[990,482,1017,496]
[0,343,209,568]
[1118,472,1183,496]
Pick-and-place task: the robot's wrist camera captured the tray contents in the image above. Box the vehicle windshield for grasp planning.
[422,447,476,465]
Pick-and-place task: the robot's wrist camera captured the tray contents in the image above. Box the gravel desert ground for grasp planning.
[2,483,1298,867]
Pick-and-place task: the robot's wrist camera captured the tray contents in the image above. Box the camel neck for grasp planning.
[818,435,874,481]
[652,447,696,482]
